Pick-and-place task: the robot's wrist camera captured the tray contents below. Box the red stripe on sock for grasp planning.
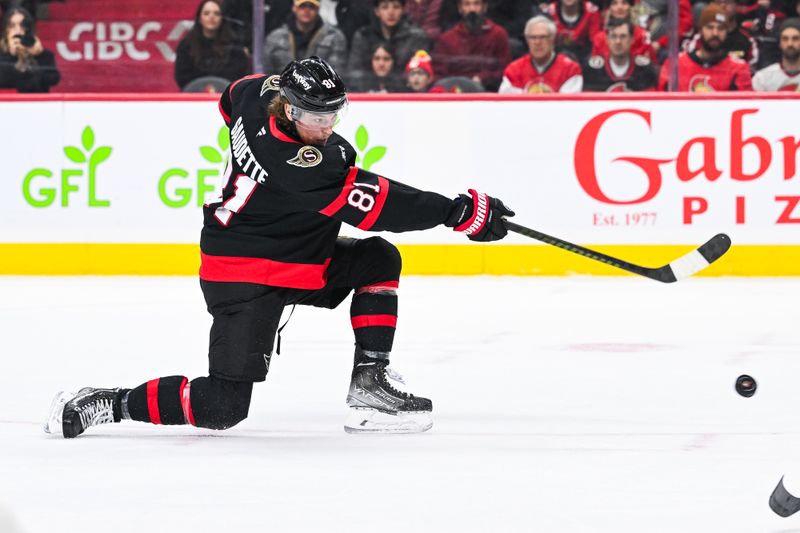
[179,378,195,426]
[351,314,397,329]
[146,379,161,425]
[360,280,399,290]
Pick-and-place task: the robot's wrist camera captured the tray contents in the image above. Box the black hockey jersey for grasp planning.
[200,74,457,289]
[582,54,658,92]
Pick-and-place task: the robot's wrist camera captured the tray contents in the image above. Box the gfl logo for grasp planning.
[573,108,800,223]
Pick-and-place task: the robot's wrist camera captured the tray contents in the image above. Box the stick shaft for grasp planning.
[505,221,659,279]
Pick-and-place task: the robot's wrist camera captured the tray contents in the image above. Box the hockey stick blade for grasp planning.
[505,221,731,283]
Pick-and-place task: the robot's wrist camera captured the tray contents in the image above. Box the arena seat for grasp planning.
[182,76,231,93]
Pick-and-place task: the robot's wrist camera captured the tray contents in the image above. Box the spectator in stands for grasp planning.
[404,48,439,90]
[349,41,407,91]
[406,0,444,41]
[684,0,759,69]
[541,0,602,62]
[175,0,250,90]
[753,17,800,89]
[658,4,752,89]
[499,15,583,92]
[439,0,535,48]
[0,0,39,19]
[0,6,59,92]
[583,18,658,90]
[591,0,655,60]
[641,0,693,57]
[348,0,429,76]
[335,0,373,47]
[263,0,347,73]
[432,0,511,90]
[739,0,786,70]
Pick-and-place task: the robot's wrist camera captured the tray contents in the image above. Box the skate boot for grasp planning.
[44,387,122,438]
[345,348,433,434]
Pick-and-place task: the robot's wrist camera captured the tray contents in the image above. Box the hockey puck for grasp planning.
[770,477,800,517]
[735,374,757,397]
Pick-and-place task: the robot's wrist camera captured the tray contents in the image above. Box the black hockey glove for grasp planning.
[445,189,515,242]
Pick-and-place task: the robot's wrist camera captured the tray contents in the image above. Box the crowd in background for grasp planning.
[1,0,800,92]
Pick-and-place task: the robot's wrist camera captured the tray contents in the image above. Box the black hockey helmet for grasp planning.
[279,56,347,114]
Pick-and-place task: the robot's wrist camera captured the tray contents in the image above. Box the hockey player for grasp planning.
[657,4,752,91]
[583,18,658,91]
[499,15,583,93]
[44,57,514,437]
[753,18,800,90]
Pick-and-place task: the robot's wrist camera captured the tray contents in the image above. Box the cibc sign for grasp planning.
[574,107,800,226]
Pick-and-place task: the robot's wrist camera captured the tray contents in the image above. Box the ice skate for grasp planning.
[345,359,433,434]
[44,387,122,438]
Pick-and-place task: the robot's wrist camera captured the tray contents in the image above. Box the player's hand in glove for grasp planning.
[445,189,515,242]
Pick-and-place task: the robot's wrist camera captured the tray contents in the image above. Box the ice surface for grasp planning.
[1,275,800,532]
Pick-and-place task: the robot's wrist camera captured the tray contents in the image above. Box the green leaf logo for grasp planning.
[353,125,386,171]
[90,146,112,165]
[217,126,230,152]
[362,147,386,171]
[200,146,223,164]
[65,126,112,166]
[81,126,95,152]
[355,126,368,152]
[64,146,86,163]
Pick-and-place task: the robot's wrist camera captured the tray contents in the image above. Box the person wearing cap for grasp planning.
[347,0,429,78]
[684,0,759,70]
[263,0,347,74]
[404,49,436,91]
[432,0,511,91]
[657,4,752,90]
[753,17,800,89]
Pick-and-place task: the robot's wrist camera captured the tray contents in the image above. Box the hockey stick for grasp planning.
[505,221,731,283]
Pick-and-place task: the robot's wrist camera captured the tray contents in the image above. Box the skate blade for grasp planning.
[43,391,72,436]
[344,407,433,434]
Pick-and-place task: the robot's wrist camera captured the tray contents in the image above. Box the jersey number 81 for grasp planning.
[348,182,379,212]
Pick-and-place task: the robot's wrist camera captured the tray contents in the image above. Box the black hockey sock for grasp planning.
[350,281,397,354]
[122,375,253,430]
[122,376,192,425]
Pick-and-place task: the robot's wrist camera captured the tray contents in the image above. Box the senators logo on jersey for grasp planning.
[287,146,323,168]
[689,75,715,92]
[260,75,281,97]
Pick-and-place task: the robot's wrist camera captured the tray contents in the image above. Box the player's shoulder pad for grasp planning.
[588,55,605,69]
[259,75,281,98]
[227,73,268,102]
[634,55,651,67]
